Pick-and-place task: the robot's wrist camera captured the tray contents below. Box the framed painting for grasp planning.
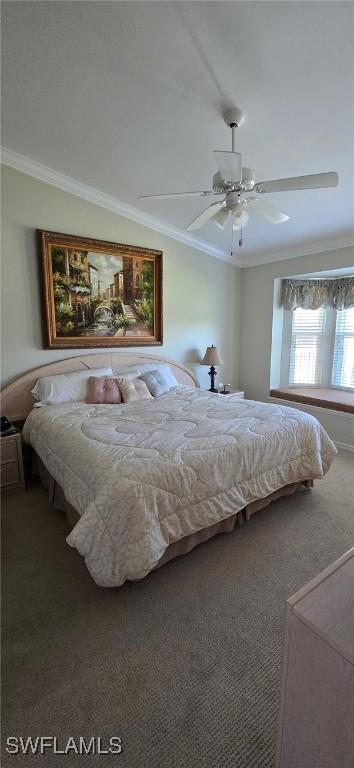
[38,230,163,348]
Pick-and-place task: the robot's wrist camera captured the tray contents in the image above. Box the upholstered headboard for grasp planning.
[0,352,199,421]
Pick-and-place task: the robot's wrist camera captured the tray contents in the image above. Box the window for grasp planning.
[289,308,325,385]
[287,307,354,390]
[332,308,354,388]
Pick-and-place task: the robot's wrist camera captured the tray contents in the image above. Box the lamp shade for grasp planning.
[201,345,224,366]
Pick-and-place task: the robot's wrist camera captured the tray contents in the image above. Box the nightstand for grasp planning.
[0,433,25,492]
[214,389,245,398]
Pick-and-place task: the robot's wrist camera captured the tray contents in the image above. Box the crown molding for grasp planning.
[1,147,239,267]
[236,234,354,268]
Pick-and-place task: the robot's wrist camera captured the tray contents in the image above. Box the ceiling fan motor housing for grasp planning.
[225,191,241,211]
[212,167,255,195]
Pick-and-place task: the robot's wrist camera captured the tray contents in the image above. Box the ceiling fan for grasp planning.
[139,107,338,234]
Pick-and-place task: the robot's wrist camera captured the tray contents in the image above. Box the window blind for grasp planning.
[332,307,354,389]
[289,308,325,385]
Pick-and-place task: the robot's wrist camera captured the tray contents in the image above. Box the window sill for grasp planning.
[269,388,354,415]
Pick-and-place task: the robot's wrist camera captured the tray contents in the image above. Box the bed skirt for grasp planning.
[35,454,314,573]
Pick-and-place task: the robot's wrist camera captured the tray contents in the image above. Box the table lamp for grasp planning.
[201,345,224,392]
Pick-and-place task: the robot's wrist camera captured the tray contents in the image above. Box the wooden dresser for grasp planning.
[0,432,25,492]
[276,547,354,768]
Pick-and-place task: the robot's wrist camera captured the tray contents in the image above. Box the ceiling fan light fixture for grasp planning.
[214,208,229,229]
[232,210,249,230]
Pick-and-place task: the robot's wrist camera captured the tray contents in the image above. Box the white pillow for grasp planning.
[31,367,113,406]
[112,362,179,388]
[148,364,179,389]
[111,365,142,378]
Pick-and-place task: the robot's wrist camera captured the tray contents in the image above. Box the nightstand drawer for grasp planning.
[0,433,25,492]
[1,461,20,487]
[1,438,18,463]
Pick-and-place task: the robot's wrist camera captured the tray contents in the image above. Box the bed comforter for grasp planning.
[22,387,336,586]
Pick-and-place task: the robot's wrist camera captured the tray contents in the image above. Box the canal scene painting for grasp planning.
[39,231,163,348]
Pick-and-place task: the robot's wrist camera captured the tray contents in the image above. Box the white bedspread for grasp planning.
[23,387,336,586]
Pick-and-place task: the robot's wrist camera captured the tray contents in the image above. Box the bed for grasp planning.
[1,353,337,587]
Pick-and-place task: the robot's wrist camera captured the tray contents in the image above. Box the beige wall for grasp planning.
[1,166,241,390]
[239,246,354,446]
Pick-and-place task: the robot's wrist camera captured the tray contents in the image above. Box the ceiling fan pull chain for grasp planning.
[231,125,236,153]
[230,221,235,258]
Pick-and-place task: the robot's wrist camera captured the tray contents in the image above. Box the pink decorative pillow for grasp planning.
[86,377,122,404]
[117,376,153,403]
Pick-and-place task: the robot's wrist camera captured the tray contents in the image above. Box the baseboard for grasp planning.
[334,441,354,452]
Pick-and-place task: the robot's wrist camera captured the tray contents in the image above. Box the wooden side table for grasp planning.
[0,432,25,492]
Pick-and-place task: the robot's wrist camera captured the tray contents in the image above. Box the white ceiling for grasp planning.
[2,1,354,265]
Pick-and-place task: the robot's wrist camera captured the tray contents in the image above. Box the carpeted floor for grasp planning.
[2,450,354,768]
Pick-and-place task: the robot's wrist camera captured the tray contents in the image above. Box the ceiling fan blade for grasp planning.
[139,190,215,200]
[186,201,226,231]
[213,151,242,183]
[244,197,289,224]
[254,172,338,194]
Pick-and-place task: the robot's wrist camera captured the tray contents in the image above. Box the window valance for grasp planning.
[281,276,354,311]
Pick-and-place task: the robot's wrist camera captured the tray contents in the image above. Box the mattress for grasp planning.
[22,386,336,586]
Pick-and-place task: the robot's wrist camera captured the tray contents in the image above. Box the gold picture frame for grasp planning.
[39,230,163,349]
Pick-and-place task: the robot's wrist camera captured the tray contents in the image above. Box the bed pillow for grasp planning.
[117,376,153,403]
[86,376,122,404]
[136,363,179,388]
[31,367,113,406]
[111,365,142,379]
[139,369,172,398]
[150,364,179,388]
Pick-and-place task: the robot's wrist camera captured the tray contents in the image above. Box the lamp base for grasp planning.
[208,365,218,392]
